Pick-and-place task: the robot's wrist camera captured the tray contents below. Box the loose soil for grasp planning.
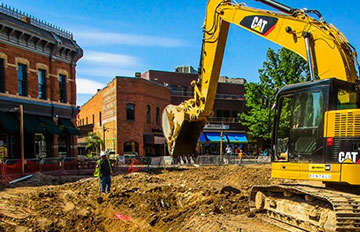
[0,164,287,232]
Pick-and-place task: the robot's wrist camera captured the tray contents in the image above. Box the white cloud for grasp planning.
[76,78,105,94]
[77,66,136,78]
[81,50,140,66]
[75,30,185,47]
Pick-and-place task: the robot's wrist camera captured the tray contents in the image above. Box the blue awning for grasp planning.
[226,133,248,143]
[199,133,207,142]
[206,132,227,143]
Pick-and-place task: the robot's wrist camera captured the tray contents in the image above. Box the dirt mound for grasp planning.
[0,164,285,232]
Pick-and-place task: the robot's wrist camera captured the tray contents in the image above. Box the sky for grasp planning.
[2,0,360,106]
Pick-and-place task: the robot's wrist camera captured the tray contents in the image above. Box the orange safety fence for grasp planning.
[0,158,112,182]
[1,160,22,181]
[127,159,143,173]
[25,159,40,173]
[41,162,60,172]
[0,156,169,183]
[63,159,78,170]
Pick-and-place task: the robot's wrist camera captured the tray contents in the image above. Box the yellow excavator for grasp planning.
[162,0,360,231]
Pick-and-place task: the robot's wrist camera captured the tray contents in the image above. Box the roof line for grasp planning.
[0,3,73,40]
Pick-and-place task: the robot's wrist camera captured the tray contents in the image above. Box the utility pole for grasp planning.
[20,104,24,175]
[220,131,223,164]
[102,125,106,151]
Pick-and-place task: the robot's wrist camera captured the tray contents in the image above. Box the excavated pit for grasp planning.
[0,165,287,232]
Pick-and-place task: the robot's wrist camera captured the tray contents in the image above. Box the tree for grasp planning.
[240,47,309,145]
[85,132,104,156]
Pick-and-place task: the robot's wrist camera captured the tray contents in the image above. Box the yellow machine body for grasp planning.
[272,163,360,185]
[162,0,359,158]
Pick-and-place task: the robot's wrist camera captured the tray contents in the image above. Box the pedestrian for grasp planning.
[94,151,113,193]
[225,144,232,156]
[238,149,243,165]
[234,145,239,155]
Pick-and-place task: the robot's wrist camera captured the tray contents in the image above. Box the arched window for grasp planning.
[146,105,151,123]
[126,103,135,121]
[123,141,139,154]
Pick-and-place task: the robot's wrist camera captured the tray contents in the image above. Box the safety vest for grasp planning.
[94,159,113,177]
[0,147,8,160]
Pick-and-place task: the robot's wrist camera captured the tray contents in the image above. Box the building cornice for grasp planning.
[0,9,82,64]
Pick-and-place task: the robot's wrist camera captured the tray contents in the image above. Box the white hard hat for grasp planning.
[100,151,106,157]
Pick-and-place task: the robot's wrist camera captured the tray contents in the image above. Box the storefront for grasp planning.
[143,134,166,156]
[199,131,248,156]
[0,96,79,160]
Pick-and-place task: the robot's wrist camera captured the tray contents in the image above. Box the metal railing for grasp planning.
[0,3,73,39]
[195,155,258,165]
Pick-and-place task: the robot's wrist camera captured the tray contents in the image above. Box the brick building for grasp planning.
[77,77,171,157]
[0,5,82,160]
[141,68,248,155]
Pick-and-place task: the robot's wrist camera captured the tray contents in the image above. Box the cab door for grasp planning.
[274,88,327,163]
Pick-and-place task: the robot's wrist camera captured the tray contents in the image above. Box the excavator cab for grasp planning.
[273,80,328,163]
[272,78,360,184]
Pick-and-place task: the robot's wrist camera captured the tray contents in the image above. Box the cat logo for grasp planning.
[338,151,358,163]
[251,17,268,33]
[240,15,278,36]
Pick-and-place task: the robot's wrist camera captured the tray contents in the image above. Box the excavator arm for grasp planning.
[162,0,359,157]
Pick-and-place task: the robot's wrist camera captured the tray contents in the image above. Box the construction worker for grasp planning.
[0,145,8,163]
[238,149,243,165]
[94,151,113,193]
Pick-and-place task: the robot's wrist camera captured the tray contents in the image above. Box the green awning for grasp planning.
[59,118,80,135]
[24,114,44,134]
[38,116,61,135]
[0,112,19,133]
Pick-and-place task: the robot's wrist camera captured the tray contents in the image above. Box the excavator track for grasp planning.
[249,184,360,232]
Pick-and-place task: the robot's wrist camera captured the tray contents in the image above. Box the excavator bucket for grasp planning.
[162,104,205,158]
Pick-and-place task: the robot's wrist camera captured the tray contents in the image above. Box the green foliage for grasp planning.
[240,47,309,142]
[85,132,104,155]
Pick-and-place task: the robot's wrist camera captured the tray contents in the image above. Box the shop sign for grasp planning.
[204,124,230,130]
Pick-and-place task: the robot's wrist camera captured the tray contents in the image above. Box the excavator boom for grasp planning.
[162,0,359,158]
[162,1,360,230]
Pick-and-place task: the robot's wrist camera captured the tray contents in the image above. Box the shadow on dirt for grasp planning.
[117,166,190,175]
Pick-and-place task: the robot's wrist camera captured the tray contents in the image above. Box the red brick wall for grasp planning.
[0,43,76,105]
[116,77,171,156]
[77,79,108,137]
[78,77,171,156]
[141,70,198,87]
[0,42,79,157]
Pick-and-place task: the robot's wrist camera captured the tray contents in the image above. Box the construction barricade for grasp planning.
[0,154,262,183]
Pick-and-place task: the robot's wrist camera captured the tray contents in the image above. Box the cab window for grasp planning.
[275,90,324,160]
